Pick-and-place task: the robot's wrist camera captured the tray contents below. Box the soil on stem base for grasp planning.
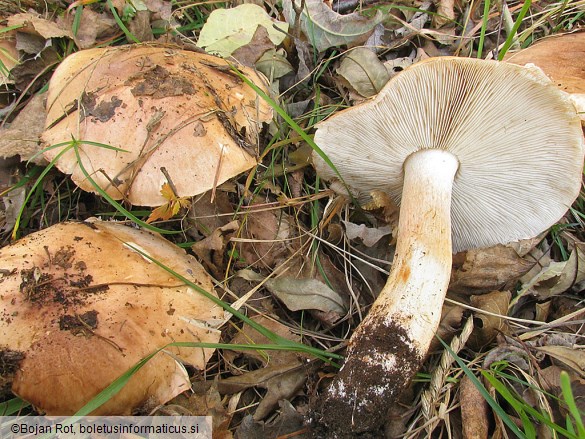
[311,322,422,438]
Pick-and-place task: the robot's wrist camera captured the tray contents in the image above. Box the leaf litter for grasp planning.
[0,0,584,437]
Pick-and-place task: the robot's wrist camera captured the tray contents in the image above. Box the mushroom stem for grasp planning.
[316,149,459,435]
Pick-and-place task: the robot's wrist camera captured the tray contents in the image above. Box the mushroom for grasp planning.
[41,45,272,206]
[312,57,584,434]
[504,32,585,124]
[0,218,222,415]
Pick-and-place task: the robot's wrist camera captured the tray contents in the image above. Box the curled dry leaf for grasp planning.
[519,242,585,300]
[227,315,302,367]
[56,8,117,49]
[196,4,288,58]
[337,47,390,98]
[537,346,585,379]
[220,363,308,420]
[469,290,511,348]
[460,375,490,439]
[282,0,384,52]
[0,93,46,163]
[255,49,294,81]
[237,269,347,314]
[0,218,222,415]
[191,220,240,279]
[41,45,272,206]
[342,220,392,247]
[7,13,74,40]
[0,32,18,85]
[450,244,536,294]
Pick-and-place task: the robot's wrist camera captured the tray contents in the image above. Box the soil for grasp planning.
[127,65,195,99]
[311,322,422,438]
[80,92,123,123]
[17,246,106,308]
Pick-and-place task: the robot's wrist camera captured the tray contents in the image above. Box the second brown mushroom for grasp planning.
[0,218,222,415]
[312,57,584,435]
[42,45,272,206]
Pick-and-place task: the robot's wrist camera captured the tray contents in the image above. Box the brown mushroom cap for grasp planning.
[42,45,272,206]
[0,218,222,415]
[314,57,584,252]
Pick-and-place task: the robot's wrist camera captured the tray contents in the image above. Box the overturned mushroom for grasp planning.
[0,218,222,415]
[42,45,272,206]
[505,32,585,124]
[312,57,584,435]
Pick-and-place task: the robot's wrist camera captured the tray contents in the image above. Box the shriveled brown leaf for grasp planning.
[56,9,117,49]
[428,301,465,352]
[128,10,154,42]
[337,47,390,98]
[187,188,234,240]
[219,363,309,420]
[0,33,19,85]
[282,0,384,52]
[228,315,303,366]
[232,26,275,67]
[520,242,585,299]
[469,290,511,348]
[10,45,60,91]
[8,13,74,40]
[191,220,239,279]
[0,93,46,163]
[237,207,292,269]
[460,375,489,439]
[235,400,306,438]
[237,269,347,315]
[177,381,233,438]
[433,0,456,28]
[450,244,536,294]
[537,346,585,378]
[342,220,392,247]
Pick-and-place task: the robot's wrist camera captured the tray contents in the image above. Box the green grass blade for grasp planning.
[106,0,141,44]
[70,140,178,235]
[0,398,30,416]
[437,336,527,438]
[477,0,491,59]
[122,241,341,363]
[560,371,585,437]
[497,0,532,60]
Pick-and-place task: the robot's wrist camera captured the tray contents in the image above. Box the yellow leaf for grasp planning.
[146,184,191,224]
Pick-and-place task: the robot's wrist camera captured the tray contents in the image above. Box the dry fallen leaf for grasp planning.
[519,242,585,300]
[227,315,303,366]
[8,13,74,40]
[146,182,191,224]
[450,244,536,294]
[460,375,490,439]
[237,269,347,314]
[282,0,384,52]
[342,220,392,247]
[537,346,585,379]
[0,93,46,163]
[219,363,309,420]
[191,220,239,279]
[0,32,19,85]
[197,4,288,58]
[469,290,511,348]
[337,47,390,98]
